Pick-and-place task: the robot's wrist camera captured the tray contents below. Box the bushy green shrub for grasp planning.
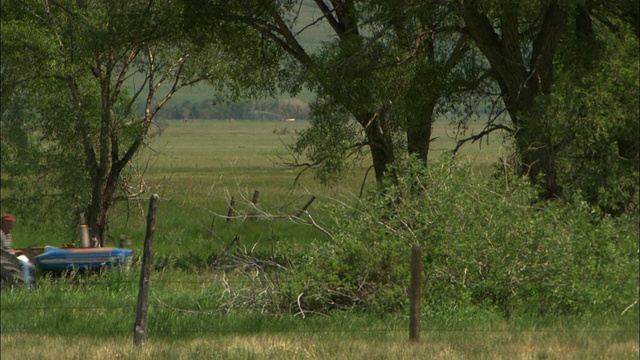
[289,155,639,318]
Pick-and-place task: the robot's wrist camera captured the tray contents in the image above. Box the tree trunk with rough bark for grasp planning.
[358,112,395,183]
[460,0,567,198]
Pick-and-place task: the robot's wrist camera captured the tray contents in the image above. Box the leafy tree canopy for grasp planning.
[1,0,277,240]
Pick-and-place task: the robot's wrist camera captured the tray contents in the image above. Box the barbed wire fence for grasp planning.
[3,269,638,337]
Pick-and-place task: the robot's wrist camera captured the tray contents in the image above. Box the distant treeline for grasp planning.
[158,97,310,120]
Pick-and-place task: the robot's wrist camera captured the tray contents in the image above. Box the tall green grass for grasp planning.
[2,269,638,359]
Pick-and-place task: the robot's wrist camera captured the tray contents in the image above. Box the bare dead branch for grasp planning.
[452,124,515,154]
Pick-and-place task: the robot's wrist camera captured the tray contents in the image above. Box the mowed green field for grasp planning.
[142,119,505,205]
[101,119,507,255]
[9,118,507,254]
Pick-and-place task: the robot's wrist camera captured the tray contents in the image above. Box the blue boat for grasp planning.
[35,246,134,271]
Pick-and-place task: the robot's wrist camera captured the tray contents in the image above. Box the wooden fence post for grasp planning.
[226,196,236,223]
[134,194,159,346]
[409,243,422,342]
[209,214,215,235]
[251,190,260,206]
[295,195,316,217]
[248,190,261,220]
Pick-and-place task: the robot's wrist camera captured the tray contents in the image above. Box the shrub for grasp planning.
[289,155,639,317]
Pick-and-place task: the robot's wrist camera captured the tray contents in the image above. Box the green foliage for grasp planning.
[187,1,489,184]
[459,0,639,208]
[1,1,155,227]
[540,19,640,214]
[291,98,367,184]
[290,155,639,317]
[2,0,273,236]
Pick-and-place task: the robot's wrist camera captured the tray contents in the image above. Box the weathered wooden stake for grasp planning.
[209,214,215,235]
[134,194,159,346]
[223,235,240,253]
[295,195,316,217]
[251,190,260,205]
[226,196,236,223]
[409,243,422,342]
[248,190,261,221]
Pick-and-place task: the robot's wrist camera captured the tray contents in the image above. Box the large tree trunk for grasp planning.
[359,112,395,183]
[460,0,567,198]
[87,203,107,248]
[406,101,436,166]
[406,124,431,166]
[87,168,117,247]
[513,120,562,198]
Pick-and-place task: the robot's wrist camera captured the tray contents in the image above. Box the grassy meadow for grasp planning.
[3,119,638,359]
[9,118,507,252]
[95,119,505,256]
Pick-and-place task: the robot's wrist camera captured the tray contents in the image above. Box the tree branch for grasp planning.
[452,124,514,154]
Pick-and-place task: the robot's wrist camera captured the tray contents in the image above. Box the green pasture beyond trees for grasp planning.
[10,119,504,252]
